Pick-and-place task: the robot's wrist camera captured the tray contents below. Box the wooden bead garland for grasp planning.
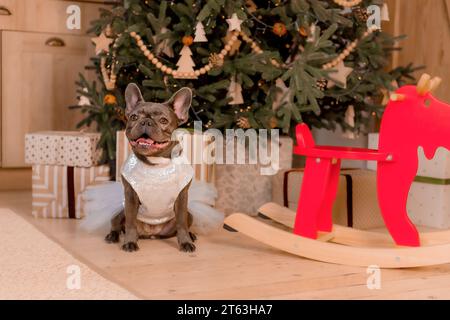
[116,25,378,81]
[129,29,286,77]
[333,0,363,8]
[130,30,242,78]
[209,53,224,67]
[101,57,117,91]
[100,34,121,90]
[322,25,377,70]
[238,31,284,68]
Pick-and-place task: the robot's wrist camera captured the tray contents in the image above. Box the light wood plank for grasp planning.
[2,191,450,299]
[392,0,450,101]
[259,202,450,247]
[224,213,450,268]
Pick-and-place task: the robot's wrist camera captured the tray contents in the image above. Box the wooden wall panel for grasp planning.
[390,0,450,101]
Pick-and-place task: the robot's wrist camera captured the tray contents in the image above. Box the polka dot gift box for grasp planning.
[25,131,102,167]
[368,133,450,229]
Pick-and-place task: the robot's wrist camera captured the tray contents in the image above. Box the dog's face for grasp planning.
[124,83,192,157]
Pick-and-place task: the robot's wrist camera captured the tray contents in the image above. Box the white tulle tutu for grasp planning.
[80,180,224,235]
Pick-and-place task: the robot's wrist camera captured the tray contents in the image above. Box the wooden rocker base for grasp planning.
[259,203,450,247]
[224,203,450,268]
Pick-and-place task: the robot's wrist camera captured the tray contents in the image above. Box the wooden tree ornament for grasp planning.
[342,105,356,139]
[154,27,174,57]
[227,77,244,105]
[272,78,290,110]
[174,45,198,79]
[194,22,208,42]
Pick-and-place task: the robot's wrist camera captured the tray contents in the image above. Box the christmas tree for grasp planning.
[73,0,417,163]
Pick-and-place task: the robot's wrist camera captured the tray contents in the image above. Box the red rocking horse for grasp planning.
[225,74,450,268]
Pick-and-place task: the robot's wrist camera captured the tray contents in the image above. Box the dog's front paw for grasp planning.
[179,242,196,253]
[105,231,120,243]
[122,242,139,252]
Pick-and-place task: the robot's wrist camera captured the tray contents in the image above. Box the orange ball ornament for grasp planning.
[103,94,117,105]
[298,26,308,37]
[182,35,194,46]
[272,22,287,37]
[269,116,278,129]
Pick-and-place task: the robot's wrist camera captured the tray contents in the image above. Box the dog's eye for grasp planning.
[130,114,138,121]
[159,118,169,124]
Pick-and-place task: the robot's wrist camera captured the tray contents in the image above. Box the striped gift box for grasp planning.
[116,131,214,183]
[32,164,110,219]
[273,169,385,230]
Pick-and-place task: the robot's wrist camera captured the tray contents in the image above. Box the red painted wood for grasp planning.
[317,159,341,233]
[294,145,390,161]
[295,123,315,149]
[294,157,333,239]
[377,86,450,246]
[293,85,450,247]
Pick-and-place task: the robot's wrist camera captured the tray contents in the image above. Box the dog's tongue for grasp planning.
[136,137,154,145]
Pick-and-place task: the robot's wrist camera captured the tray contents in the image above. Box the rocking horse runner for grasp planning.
[225,74,450,268]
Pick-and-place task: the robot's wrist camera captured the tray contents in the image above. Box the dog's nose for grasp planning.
[140,119,153,127]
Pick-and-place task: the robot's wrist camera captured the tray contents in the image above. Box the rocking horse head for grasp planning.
[379,74,450,161]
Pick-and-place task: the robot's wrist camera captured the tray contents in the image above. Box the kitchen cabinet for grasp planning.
[0,0,108,168]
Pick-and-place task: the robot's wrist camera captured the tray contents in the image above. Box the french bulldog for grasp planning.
[105,83,196,253]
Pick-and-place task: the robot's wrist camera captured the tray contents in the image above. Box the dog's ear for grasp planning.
[166,87,192,125]
[125,83,144,116]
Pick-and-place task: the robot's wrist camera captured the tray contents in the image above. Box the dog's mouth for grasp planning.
[130,134,170,150]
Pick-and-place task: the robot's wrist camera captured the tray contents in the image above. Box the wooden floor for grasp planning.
[2,190,450,299]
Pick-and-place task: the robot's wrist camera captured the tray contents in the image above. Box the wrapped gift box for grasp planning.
[25,131,102,167]
[368,133,450,228]
[32,164,110,219]
[215,136,293,215]
[367,133,379,171]
[116,130,215,183]
[312,127,368,169]
[367,133,450,178]
[338,169,384,229]
[407,178,450,229]
[273,169,384,229]
[416,147,450,179]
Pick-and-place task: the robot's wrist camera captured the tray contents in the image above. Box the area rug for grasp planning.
[0,208,138,300]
